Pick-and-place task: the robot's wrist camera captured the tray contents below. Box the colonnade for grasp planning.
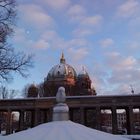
[0,95,140,135]
[0,105,139,135]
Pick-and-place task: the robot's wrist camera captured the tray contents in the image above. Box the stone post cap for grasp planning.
[56,87,66,103]
[53,87,69,121]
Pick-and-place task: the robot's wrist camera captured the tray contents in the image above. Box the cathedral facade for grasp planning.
[28,54,96,97]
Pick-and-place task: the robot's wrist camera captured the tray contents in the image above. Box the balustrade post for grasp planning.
[19,110,25,131]
[42,110,47,123]
[6,109,11,135]
[69,108,73,121]
[111,107,117,134]
[80,107,85,125]
[31,109,40,127]
[126,106,134,134]
[95,107,101,130]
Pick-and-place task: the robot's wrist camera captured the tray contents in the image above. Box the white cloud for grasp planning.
[41,30,89,50]
[18,4,54,30]
[118,56,136,70]
[106,54,137,71]
[41,30,58,41]
[33,39,50,49]
[71,15,103,37]
[91,52,140,95]
[107,84,132,95]
[71,16,102,37]
[67,4,86,22]
[125,41,140,55]
[41,30,67,49]
[103,53,140,94]
[128,17,140,35]
[106,52,120,57]
[116,0,140,18]
[89,61,110,95]
[13,27,50,52]
[13,27,34,51]
[120,56,136,68]
[67,4,103,28]
[13,28,27,43]
[67,4,103,38]
[72,28,94,37]
[128,42,140,49]
[100,38,114,48]
[68,38,88,47]
[107,65,140,95]
[117,84,131,94]
[41,0,70,10]
[68,47,89,61]
[81,15,103,27]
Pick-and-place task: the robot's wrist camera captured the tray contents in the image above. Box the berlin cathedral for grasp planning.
[27,53,96,97]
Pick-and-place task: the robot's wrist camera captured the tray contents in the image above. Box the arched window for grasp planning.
[57,71,60,75]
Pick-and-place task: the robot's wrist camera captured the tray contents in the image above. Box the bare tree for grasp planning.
[0,47,33,81]
[0,0,16,43]
[38,82,44,97]
[0,85,18,99]
[8,89,18,98]
[0,0,33,82]
[0,85,8,98]
[22,84,30,98]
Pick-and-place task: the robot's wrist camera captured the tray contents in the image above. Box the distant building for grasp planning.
[117,112,126,128]
[101,112,127,128]
[101,111,112,127]
[101,111,140,134]
[27,53,96,97]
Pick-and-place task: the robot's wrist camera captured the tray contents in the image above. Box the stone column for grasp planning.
[69,108,73,121]
[111,107,118,134]
[95,107,101,130]
[0,111,2,132]
[126,106,134,134]
[42,110,47,123]
[45,109,50,123]
[47,108,52,122]
[6,109,11,135]
[19,110,25,131]
[80,107,85,125]
[32,109,40,127]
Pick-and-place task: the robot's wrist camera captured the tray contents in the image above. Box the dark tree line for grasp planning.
[0,0,33,82]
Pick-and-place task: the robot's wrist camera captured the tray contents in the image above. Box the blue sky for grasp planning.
[6,0,140,95]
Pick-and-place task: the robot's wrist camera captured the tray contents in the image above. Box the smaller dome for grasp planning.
[78,66,89,79]
[29,83,37,88]
[28,83,38,97]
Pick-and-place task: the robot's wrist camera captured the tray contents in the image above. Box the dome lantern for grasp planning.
[60,52,65,64]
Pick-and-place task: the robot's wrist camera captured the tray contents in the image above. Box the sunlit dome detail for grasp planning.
[46,53,77,81]
[43,53,96,96]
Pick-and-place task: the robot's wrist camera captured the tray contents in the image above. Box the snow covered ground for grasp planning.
[122,135,140,140]
[0,121,129,140]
